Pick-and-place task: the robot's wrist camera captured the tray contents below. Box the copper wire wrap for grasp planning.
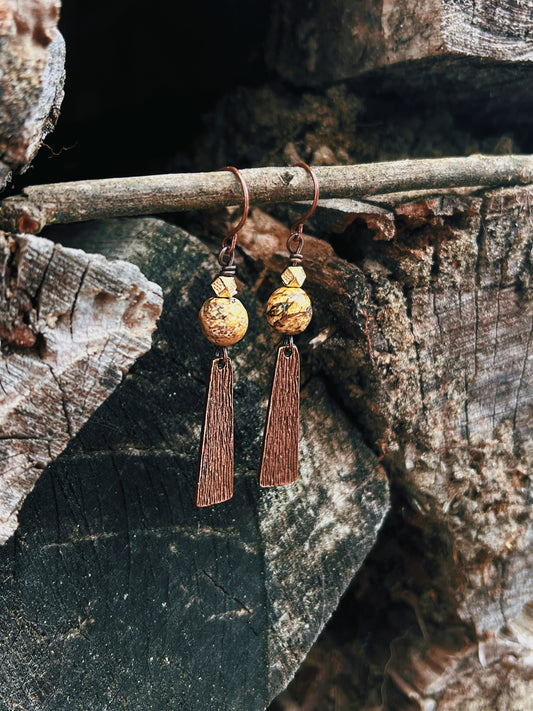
[218,166,250,272]
[287,162,320,264]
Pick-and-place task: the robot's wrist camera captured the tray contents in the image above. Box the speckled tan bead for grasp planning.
[266,286,312,335]
[199,297,248,346]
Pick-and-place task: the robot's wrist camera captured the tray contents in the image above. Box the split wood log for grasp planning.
[0,217,389,711]
[251,183,533,709]
[267,0,533,86]
[2,156,533,233]
[240,193,533,628]
[0,0,65,187]
[0,230,162,543]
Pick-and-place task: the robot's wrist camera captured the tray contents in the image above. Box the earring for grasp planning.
[196,167,250,507]
[259,162,319,488]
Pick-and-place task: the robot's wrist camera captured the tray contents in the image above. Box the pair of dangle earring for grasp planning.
[196,163,319,506]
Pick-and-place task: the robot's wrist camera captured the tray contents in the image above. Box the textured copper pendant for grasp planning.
[259,343,300,487]
[196,353,234,506]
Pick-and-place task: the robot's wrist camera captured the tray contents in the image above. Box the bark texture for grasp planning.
[256,183,533,709]
[0,230,163,543]
[0,217,389,710]
[267,0,533,86]
[0,0,65,187]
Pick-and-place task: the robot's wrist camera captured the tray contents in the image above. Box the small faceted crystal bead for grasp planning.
[266,286,312,335]
[199,296,248,345]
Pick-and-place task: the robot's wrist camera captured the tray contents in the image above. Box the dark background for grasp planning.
[22,0,273,185]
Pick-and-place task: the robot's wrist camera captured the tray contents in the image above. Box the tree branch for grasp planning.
[2,155,533,233]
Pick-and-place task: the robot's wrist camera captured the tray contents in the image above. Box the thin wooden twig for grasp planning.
[2,155,533,233]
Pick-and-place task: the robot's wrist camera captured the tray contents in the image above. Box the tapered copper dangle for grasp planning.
[196,167,250,507]
[259,162,319,488]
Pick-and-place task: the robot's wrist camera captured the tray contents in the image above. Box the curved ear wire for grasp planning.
[218,166,250,272]
[287,162,320,263]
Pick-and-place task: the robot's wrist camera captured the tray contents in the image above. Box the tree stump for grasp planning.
[0,191,531,708]
[0,217,389,710]
[260,183,533,710]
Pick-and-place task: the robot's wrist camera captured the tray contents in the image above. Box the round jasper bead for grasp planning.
[199,297,248,346]
[266,286,312,334]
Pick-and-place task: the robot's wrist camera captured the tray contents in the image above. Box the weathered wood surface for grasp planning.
[0,217,389,710]
[2,156,533,232]
[267,0,533,86]
[258,183,533,709]
[0,230,163,543]
[272,537,533,711]
[0,0,65,187]
[1,190,530,710]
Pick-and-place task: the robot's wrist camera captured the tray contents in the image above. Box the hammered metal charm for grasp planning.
[196,353,234,506]
[281,265,306,287]
[211,275,238,298]
[259,343,300,487]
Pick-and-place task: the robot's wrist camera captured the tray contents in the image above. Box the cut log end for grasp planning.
[0,230,163,544]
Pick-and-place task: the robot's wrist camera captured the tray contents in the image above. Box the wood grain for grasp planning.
[243,187,533,708]
[196,354,234,506]
[268,0,533,86]
[259,344,300,488]
[0,230,162,543]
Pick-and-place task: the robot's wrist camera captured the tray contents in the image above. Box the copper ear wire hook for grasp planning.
[287,162,320,263]
[218,166,250,272]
